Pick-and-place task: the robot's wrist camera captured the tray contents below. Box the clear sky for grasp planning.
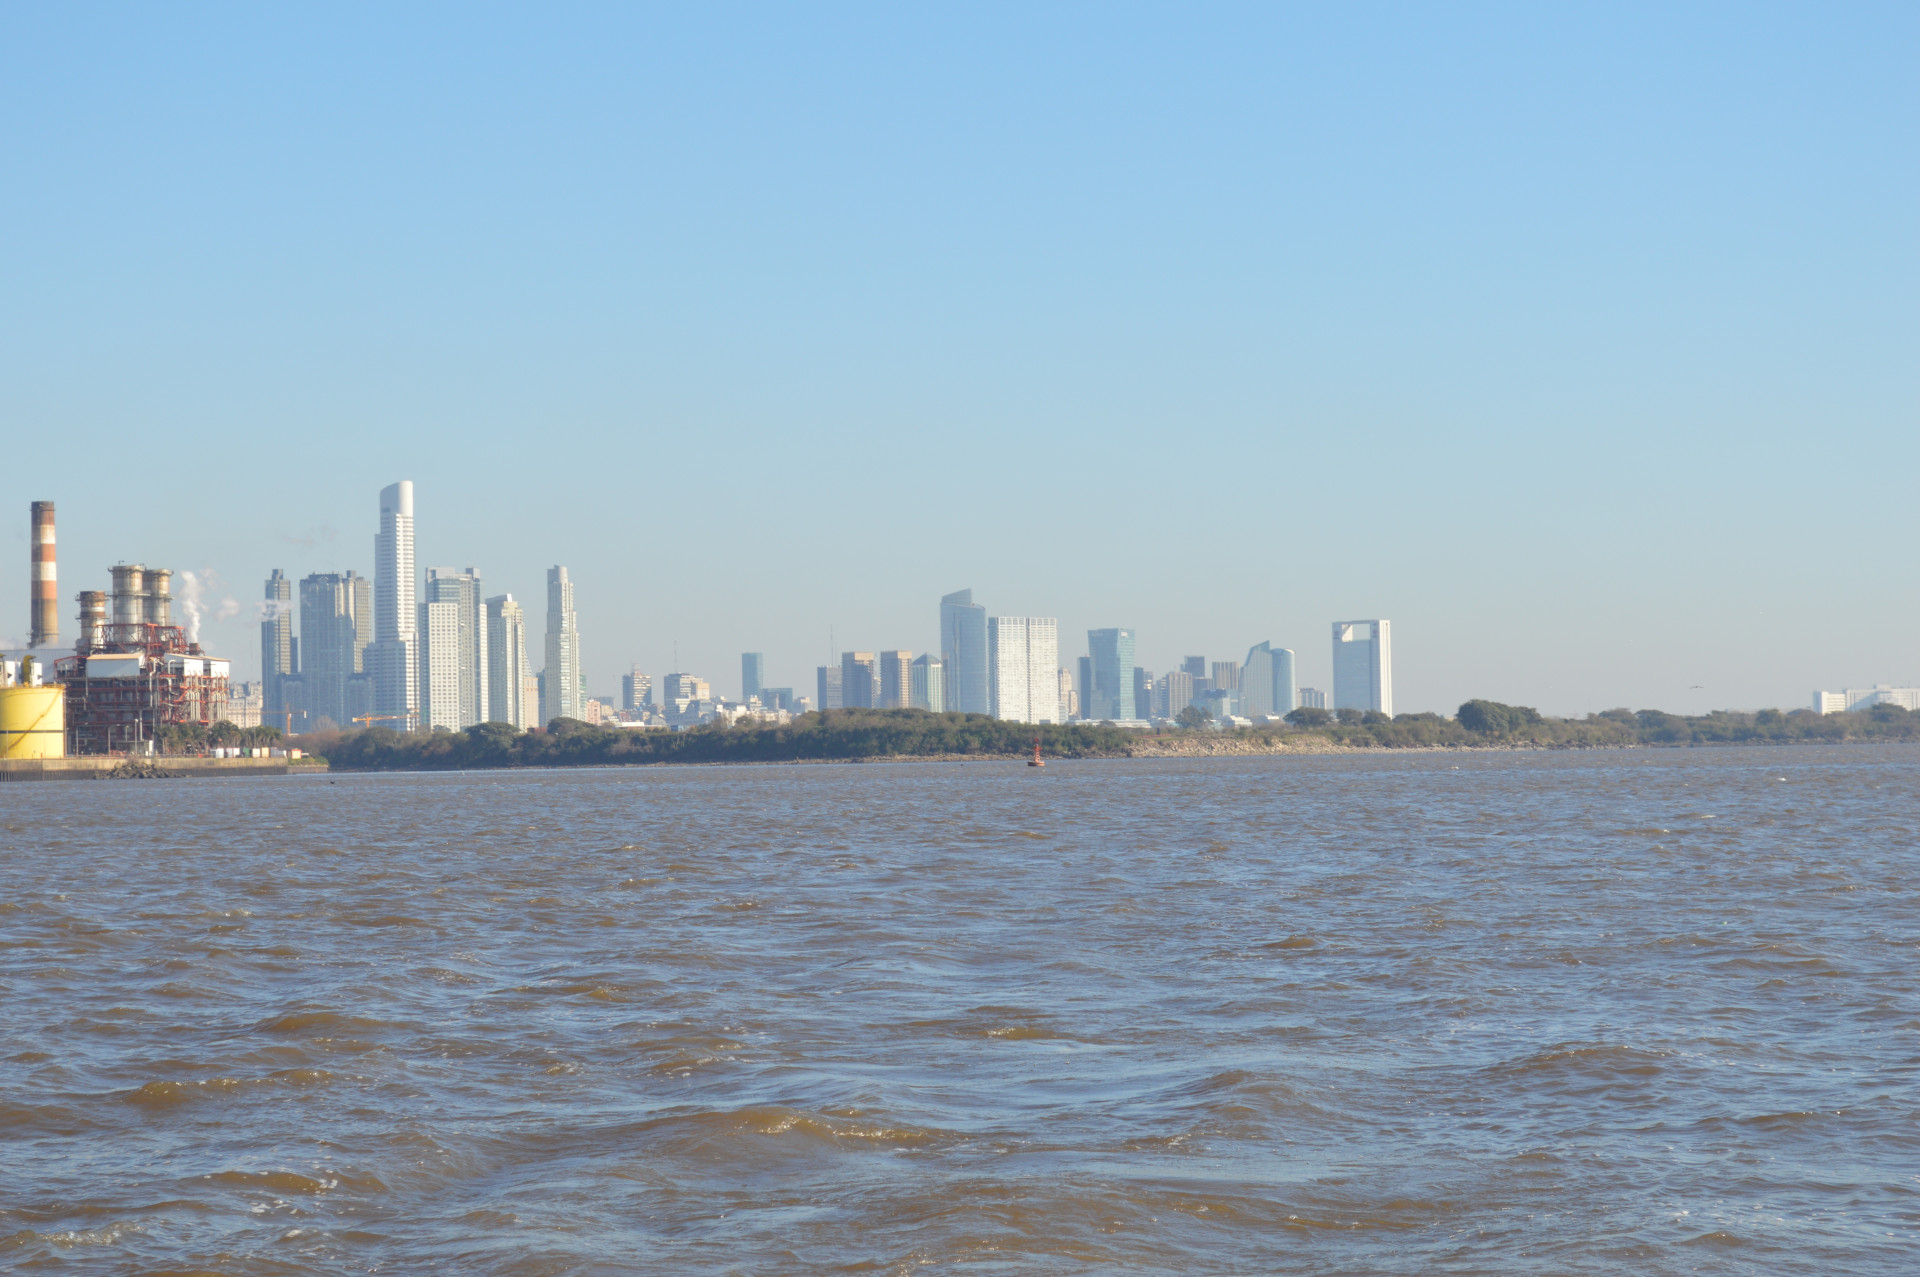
[2,4,1914,715]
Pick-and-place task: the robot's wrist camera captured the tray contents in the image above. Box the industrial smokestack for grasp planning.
[144,568,172,628]
[29,502,57,649]
[77,591,107,649]
[111,564,146,629]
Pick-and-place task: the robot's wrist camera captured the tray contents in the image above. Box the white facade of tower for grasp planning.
[542,566,583,726]
[424,567,488,729]
[486,594,532,729]
[987,615,1060,724]
[1331,619,1392,716]
[417,599,462,731]
[369,480,418,728]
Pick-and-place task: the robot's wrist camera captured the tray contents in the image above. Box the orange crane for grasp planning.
[351,713,408,729]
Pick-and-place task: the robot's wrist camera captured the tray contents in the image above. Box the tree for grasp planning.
[1336,707,1371,725]
[1285,706,1331,728]
[1174,705,1212,730]
[1458,700,1543,735]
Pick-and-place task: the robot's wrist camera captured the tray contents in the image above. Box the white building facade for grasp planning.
[368,480,418,728]
[987,615,1061,723]
[486,594,532,729]
[542,566,584,726]
[1332,619,1392,716]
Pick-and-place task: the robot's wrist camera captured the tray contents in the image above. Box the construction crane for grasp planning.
[351,713,408,728]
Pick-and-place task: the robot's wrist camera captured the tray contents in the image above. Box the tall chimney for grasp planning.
[29,501,57,649]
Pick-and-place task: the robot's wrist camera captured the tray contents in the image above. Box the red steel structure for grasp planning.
[54,617,231,756]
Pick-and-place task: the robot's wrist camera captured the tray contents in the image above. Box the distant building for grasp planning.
[1211,661,1239,692]
[1076,655,1092,721]
[1332,620,1392,716]
[1154,669,1194,720]
[1299,686,1327,710]
[909,654,944,712]
[741,652,765,703]
[424,567,487,729]
[261,569,294,723]
[987,616,1060,723]
[298,571,372,732]
[1238,642,1297,718]
[816,663,842,710]
[221,681,263,730]
[368,480,418,729]
[1182,655,1207,679]
[1815,685,1920,714]
[941,589,990,715]
[879,650,912,709]
[663,672,710,706]
[1058,667,1076,721]
[542,566,583,725]
[486,595,533,728]
[1134,667,1152,720]
[758,686,795,711]
[841,651,878,709]
[1086,628,1136,721]
[417,598,462,731]
[622,666,653,712]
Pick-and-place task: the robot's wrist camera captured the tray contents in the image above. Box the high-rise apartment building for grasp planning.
[542,566,583,725]
[1134,667,1152,720]
[299,571,372,731]
[1155,669,1194,720]
[1332,619,1392,716]
[1087,628,1136,721]
[622,666,653,713]
[910,654,944,712]
[1299,687,1327,710]
[417,598,462,731]
[1238,642,1297,718]
[424,567,487,730]
[1057,667,1075,721]
[741,653,765,704]
[816,664,842,710]
[261,569,294,722]
[1211,661,1239,692]
[987,616,1060,723]
[840,652,878,709]
[485,594,532,728]
[879,651,912,709]
[940,589,989,715]
[368,481,418,728]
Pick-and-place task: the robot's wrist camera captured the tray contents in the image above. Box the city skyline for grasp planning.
[2,10,1913,715]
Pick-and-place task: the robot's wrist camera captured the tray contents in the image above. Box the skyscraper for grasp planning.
[1133,667,1152,720]
[1211,661,1239,693]
[1332,619,1392,716]
[1057,667,1075,721]
[879,650,912,709]
[741,652,765,704]
[543,566,583,725]
[418,597,462,731]
[486,594,532,728]
[368,480,417,729]
[940,589,989,715]
[1155,669,1194,720]
[816,664,842,710]
[299,571,371,731]
[840,652,878,708]
[1076,655,1093,721]
[1086,628,1136,721]
[910,653,944,712]
[1238,642,1298,718]
[1182,655,1207,679]
[261,569,293,723]
[987,616,1060,723]
[424,567,487,729]
[622,666,653,713]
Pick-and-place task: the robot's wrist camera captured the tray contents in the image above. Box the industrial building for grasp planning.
[53,563,233,754]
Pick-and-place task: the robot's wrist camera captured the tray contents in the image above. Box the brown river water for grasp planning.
[2,747,1916,1274]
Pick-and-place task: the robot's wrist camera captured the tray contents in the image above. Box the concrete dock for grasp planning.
[0,756,327,781]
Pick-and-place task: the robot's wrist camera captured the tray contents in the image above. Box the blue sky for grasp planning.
[2,3,1913,714]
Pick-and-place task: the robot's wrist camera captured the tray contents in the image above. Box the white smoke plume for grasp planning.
[258,599,294,621]
[177,571,206,643]
[216,598,241,621]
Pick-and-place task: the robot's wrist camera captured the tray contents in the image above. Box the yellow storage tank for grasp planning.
[0,684,65,759]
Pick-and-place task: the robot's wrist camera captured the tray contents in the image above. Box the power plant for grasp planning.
[4,499,234,758]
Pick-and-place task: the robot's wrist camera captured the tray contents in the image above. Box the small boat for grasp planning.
[1029,736,1044,767]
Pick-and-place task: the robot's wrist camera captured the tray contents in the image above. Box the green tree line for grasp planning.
[305,701,1919,772]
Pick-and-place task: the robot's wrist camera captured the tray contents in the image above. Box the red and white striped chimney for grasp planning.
[29,501,57,649]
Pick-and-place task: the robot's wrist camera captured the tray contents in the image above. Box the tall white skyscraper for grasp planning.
[1239,641,1297,718]
[987,616,1060,723]
[542,566,583,726]
[1332,619,1392,716]
[368,480,418,728]
[486,594,532,728]
[424,567,488,729]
